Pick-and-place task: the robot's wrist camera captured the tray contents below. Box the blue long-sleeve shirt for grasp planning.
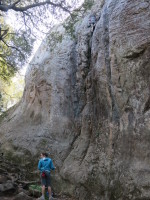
[38,157,55,173]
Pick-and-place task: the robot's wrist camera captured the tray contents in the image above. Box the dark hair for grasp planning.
[45,153,48,157]
[41,153,48,157]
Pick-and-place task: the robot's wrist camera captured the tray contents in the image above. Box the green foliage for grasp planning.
[29,184,50,200]
[47,31,63,51]
[63,0,94,38]
[29,184,41,191]
[0,74,24,114]
[0,18,16,81]
[0,17,34,81]
[0,93,4,113]
[82,0,94,10]
[29,184,42,196]
[63,13,78,38]
[0,16,33,113]
[0,56,16,82]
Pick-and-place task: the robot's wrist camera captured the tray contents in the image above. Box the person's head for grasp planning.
[40,153,46,158]
[40,152,49,158]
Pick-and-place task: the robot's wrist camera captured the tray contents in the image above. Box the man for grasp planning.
[38,153,55,200]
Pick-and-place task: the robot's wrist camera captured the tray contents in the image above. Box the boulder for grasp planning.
[13,192,34,200]
[0,181,16,194]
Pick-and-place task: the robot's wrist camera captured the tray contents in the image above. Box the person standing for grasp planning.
[38,153,55,200]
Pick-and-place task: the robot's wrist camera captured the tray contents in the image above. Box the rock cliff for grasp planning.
[0,0,150,199]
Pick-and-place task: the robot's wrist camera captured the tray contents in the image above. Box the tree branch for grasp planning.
[1,39,25,59]
[12,0,21,6]
[0,1,71,14]
[2,31,16,40]
[0,28,9,40]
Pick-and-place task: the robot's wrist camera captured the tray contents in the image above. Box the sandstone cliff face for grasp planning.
[0,0,150,199]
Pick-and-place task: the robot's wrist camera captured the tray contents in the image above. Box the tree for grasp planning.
[0,0,72,13]
[0,16,34,81]
[0,0,80,78]
[0,0,81,113]
[0,73,24,113]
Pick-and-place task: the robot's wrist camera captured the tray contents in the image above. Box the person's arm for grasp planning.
[50,159,55,170]
[38,160,42,171]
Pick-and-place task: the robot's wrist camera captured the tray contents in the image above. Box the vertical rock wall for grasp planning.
[0,0,150,199]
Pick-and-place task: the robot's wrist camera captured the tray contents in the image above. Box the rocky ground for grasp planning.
[0,155,75,200]
[1,195,75,200]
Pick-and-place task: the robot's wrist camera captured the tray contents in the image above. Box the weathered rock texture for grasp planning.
[0,0,150,199]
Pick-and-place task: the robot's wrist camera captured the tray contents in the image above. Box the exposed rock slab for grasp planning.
[0,0,150,199]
